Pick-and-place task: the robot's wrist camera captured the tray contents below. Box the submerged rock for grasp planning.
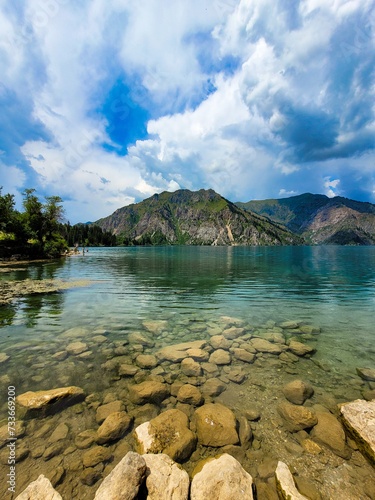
[136,354,158,369]
[222,327,245,340]
[177,384,204,406]
[250,338,282,355]
[181,357,202,377]
[143,453,190,500]
[157,340,207,363]
[94,451,146,500]
[193,403,239,447]
[134,409,196,462]
[288,341,315,357]
[278,402,318,432]
[15,474,62,500]
[210,335,231,350]
[275,461,308,499]
[129,381,170,404]
[310,412,351,459]
[282,380,314,405]
[66,341,88,355]
[129,332,155,347]
[83,446,112,468]
[356,368,375,382]
[201,378,226,397]
[191,454,253,500]
[209,349,231,365]
[0,353,9,364]
[340,399,375,466]
[96,400,125,424]
[97,411,132,444]
[232,348,255,363]
[16,386,85,419]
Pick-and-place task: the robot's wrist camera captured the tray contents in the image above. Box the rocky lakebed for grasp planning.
[0,316,375,499]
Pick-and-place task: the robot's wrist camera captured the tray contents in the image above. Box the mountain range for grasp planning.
[95,189,375,246]
[96,189,303,246]
[236,193,375,245]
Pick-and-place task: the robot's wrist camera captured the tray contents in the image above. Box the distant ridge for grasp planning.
[236,193,375,245]
[96,189,303,246]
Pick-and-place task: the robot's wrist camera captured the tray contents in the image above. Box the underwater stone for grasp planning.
[193,403,238,447]
[282,380,314,405]
[16,386,85,419]
[129,381,170,405]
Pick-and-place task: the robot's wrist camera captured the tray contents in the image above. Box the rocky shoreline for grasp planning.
[12,392,375,499]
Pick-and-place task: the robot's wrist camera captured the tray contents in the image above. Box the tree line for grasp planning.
[0,188,116,259]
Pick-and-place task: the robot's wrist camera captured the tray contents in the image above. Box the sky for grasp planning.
[0,0,374,223]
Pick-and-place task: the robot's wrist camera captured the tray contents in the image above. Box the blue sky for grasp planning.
[0,0,374,223]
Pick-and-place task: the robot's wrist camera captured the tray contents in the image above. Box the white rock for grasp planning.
[94,451,146,499]
[15,474,62,500]
[275,461,308,500]
[191,454,253,500]
[144,453,189,500]
[340,398,375,466]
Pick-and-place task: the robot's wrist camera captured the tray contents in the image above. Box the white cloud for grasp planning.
[324,177,340,197]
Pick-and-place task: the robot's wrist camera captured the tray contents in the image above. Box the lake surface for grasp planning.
[1,246,375,498]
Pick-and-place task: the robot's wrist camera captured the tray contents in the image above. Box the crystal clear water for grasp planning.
[1,246,375,373]
[1,246,375,499]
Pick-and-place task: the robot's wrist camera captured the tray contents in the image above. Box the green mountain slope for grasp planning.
[236,194,375,245]
[96,189,303,246]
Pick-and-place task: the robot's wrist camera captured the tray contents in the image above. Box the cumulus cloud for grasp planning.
[0,0,374,222]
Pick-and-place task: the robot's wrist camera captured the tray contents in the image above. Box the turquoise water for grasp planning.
[1,246,375,499]
[1,246,375,371]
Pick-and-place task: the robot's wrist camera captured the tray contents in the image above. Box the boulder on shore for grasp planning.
[339,399,375,466]
[94,451,146,500]
[15,474,62,500]
[16,386,85,419]
[275,461,309,500]
[193,403,239,447]
[143,453,189,500]
[134,409,196,462]
[191,454,253,500]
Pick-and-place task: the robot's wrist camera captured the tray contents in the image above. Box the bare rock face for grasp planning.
[143,453,189,500]
[94,451,146,500]
[156,341,207,363]
[282,380,314,405]
[193,403,239,447]
[278,402,318,432]
[310,411,351,459]
[190,454,253,500]
[15,474,62,500]
[129,381,170,404]
[16,386,85,419]
[340,399,375,466]
[275,461,309,499]
[134,409,196,462]
[97,411,132,444]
